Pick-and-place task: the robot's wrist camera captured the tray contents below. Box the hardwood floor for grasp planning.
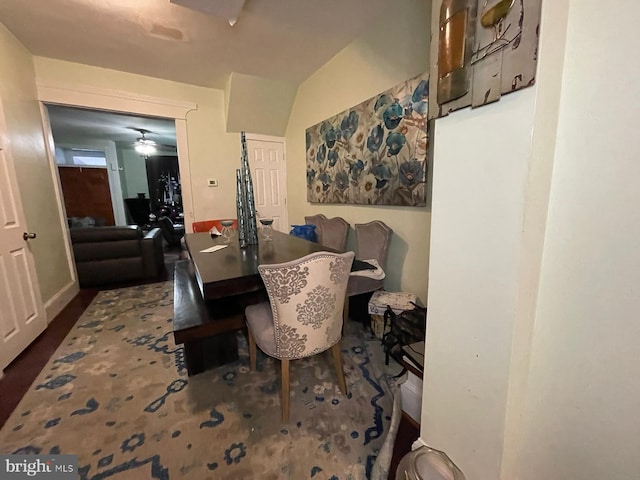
[0,253,419,474]
[0,289,99,428]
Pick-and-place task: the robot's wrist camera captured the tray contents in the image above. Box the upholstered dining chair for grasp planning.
[304,214,327,244]
[344,221,393,324]
[245,250,355,422]
[317,217,350,252]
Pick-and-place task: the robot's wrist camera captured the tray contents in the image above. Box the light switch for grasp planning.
[208,179,218,187]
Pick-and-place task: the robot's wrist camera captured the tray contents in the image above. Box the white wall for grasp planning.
[518,0,640,478]
[421,0,640,479]
[422,88,536,478]
[119,147,150,199]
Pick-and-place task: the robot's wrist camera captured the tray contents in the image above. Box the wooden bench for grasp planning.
[173,259,246,376]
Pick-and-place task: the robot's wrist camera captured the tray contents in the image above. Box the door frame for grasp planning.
[245,133,288,231]
[36,78,197,224]
[36,81,197,300]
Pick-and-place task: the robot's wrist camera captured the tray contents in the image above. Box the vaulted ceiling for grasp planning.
[0,0,395,89]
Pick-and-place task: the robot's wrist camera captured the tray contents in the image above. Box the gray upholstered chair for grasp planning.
[317,216,350,252]
[344,221,393,323]
[304,214,327,244]
[245,250,355,422]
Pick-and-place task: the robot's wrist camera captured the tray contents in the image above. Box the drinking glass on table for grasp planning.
[220,220,235,243]
[259,218,274,241]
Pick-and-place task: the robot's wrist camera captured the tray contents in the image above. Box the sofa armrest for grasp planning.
[141,228,164,278]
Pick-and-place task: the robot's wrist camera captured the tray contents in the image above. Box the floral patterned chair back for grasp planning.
[258,250,355,358]
[246,250,355,421]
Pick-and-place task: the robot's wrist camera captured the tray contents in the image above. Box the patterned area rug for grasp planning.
[0,282,400,479]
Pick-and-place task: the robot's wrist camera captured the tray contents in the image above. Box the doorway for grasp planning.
[246,134,288,232]
[45,105,180,229]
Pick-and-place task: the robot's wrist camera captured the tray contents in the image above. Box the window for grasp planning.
[56,147,107,167]
[70,155,107,167]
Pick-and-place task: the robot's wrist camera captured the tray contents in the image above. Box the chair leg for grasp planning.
[330,343,349,397]
[280,359,290,422]
[342,296,349,337]
[248,328,257,371]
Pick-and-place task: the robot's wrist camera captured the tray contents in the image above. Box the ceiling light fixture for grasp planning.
[134,129,157,156]
[135,142,157,156]
[170,0,246,27]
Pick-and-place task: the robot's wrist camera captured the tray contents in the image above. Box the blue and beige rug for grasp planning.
[0,282,400,479]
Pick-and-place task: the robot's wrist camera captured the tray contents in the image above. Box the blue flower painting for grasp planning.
[305,72,429,206]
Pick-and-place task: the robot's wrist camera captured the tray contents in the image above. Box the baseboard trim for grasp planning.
[44,281,79,323]
[412,436,428,450]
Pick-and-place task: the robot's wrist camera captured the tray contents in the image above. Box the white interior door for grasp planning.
[0,99,46,374]
[246,136,288,232]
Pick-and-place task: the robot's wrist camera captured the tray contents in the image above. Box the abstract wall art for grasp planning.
[306,72,429,207]
[429,0,542,119]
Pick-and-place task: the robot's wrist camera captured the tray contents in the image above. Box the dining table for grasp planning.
[173,230,339,375]
[186,229,339,300]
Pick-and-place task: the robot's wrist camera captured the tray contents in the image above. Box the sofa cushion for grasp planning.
[69,225,164,287]
[73,240,141,262]
[70,226,142,243]
[75,257,144,287]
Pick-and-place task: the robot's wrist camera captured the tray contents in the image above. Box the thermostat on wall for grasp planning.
[208,179,218,187]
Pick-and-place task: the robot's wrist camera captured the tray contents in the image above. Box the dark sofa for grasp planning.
[70,226,164,287]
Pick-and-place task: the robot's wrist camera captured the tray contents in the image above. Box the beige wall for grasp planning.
[225,72,298,136]
[0,25,71,302]
[285,0,432,301]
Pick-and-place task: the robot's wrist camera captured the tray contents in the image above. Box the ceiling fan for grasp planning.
[129,128,176,157]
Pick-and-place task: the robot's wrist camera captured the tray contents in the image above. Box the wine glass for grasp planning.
[259,218,274,241]
[220,220,235,243]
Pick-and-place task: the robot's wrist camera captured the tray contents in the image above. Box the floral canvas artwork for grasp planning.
[306,72,429,206]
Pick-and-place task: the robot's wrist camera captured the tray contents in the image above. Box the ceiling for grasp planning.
[0,0,395,89]
[47,105,177,150]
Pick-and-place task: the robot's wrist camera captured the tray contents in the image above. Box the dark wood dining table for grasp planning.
[173,230,338,375]
[186,229,338,301]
